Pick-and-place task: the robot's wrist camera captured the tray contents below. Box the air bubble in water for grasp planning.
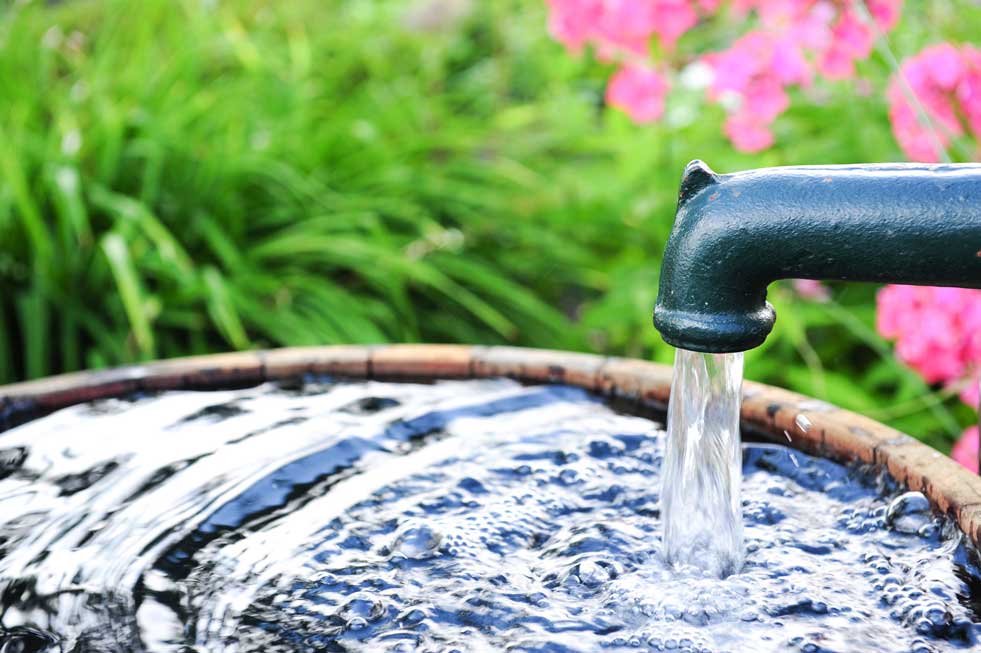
[389,521,442,559]
[885,492,933,535]
[575,559,615,587]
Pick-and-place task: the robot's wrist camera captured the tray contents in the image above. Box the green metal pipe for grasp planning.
[653,161,981,353]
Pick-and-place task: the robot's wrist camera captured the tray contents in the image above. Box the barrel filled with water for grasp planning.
[0,346,979,652]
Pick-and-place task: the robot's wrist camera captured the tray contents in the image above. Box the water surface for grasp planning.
[0,378,978,652]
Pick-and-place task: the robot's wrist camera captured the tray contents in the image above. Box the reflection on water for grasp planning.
[0,378,979,652]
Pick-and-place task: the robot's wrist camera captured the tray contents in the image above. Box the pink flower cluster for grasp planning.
[887,43,981,162]
[546,0,720,57]
[877,285,981,471]
[544,0,903,151]
[706,0,902,150]
[879,43,981,469]
[546,1,721,124]
[606,65,672,122]
[731,0,901,79]
[703,30,809,151]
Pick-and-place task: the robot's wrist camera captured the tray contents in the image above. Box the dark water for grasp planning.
[0,378,979,652]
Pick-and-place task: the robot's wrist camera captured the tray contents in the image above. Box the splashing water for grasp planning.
[1,377,980,652]
[662,349,744,577]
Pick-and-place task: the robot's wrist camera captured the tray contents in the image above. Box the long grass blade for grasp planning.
[101,233,155,358]
[16,288,48,379]
[0,304,11,383]
[202,266,251,350]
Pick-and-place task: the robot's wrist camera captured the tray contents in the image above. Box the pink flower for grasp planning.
[952,426,979,474]
[606,65,670,123]
[818,10,875,80]
[877,285,981,400]
[649,0,700,50]
[596,0,660,59]
[959,47,981,137]
[746,78,791,120]
[888,43,981,161]
[792,279,830,302]
[705,31,800,152]
[867,0,904,31]
[546,0,602,53]
[694,0,720,10]
[887,97,945,162]
[771,37,813,86]
[704,33,759,93]
[545,0,711,59]
[922,43,964,89]
[724,115,774,152]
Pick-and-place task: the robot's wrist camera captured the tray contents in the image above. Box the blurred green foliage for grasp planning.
[0,0,977,449]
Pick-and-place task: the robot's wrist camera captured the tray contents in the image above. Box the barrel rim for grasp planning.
[2,344,979,544]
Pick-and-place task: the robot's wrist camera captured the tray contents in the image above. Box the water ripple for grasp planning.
[0,379,977,652]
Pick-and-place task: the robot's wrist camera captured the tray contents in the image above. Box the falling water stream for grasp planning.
[662,349,744,577]
[0,377,980,652]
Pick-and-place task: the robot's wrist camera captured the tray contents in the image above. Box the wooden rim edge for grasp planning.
[2,344,978,544]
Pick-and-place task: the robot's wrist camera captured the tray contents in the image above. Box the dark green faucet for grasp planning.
[653,161,981,353]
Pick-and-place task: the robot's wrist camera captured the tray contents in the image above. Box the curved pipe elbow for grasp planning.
[654,160,981,353]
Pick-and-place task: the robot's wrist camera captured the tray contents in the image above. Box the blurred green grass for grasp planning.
[0,0,977,450]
